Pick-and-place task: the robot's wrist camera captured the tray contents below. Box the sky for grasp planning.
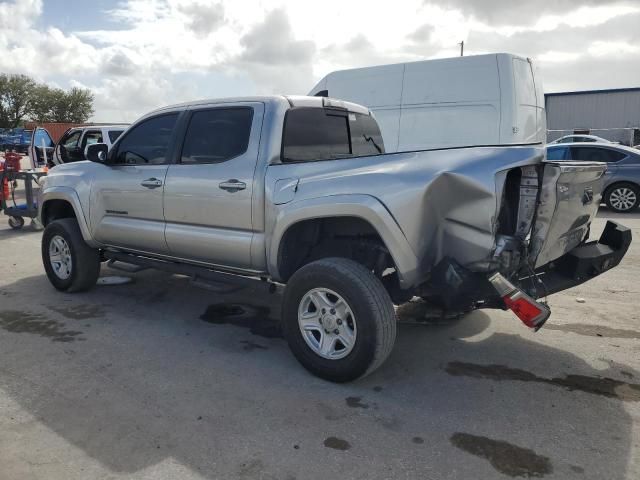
[1,0,639,122]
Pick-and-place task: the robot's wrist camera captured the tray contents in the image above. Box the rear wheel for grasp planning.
[605,183,639,213]
[42,218,100,292]
[282,257,396,382]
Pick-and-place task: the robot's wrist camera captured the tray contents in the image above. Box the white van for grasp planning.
[309,53,545,152]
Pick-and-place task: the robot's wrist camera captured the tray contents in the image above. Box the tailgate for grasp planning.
[530,161,606,268]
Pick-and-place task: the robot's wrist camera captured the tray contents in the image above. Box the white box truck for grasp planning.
[309,53,545,152]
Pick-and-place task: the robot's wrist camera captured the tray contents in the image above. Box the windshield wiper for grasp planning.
[363,134,382,154]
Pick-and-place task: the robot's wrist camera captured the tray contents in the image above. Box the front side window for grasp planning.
[82,130,103,149]
[282,107,384,163]
[108,130,124,143]
[34,129,54,148]
[61,130,81,149]
[181,108,253,164]
[570,147,626,163]
[113,113,178,165]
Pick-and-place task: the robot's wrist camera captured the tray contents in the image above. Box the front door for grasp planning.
[163,103,264,269]
[28,128,55,168]
[89,112,180,255]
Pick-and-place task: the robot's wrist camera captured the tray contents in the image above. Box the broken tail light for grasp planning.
[488,272,551,330]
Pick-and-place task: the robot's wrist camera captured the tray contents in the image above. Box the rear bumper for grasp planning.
[421,221,631,309]
[521,220,631,298]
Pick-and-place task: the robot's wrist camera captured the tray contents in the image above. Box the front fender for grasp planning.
[267,194,420,288]
[39,187,98,247]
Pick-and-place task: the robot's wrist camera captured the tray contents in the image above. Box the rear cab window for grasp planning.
[108,130,125,143]
[282,107,384,163]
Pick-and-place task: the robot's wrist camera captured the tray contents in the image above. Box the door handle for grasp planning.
[219,179,246,192]
[141,178,163,189]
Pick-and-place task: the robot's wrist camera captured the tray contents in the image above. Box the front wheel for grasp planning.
[8,216,24,230]
[42,218,100,292]
[282,257,397,382]
[605,183,640,213]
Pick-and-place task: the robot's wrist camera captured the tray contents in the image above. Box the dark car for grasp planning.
[547,142,640,213]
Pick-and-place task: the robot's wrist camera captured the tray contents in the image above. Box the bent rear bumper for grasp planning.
[522,220,631,298]
[422,221,631,310]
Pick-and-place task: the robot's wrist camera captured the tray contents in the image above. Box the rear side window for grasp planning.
[570,147,626,163]
[546,146,569,160]
[113,113,178,165]
[181,108,253,164]
[82,130,103,149]
[282,107,384,163]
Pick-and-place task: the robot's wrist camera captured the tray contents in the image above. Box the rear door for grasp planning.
[89,112,180,254]
[163,102,263,269]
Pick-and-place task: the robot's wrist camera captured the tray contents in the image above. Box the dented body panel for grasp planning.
[266,144,549,287]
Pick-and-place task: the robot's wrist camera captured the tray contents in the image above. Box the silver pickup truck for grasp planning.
[38,95,631,382]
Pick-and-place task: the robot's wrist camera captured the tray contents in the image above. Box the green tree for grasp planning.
[0,74,36,128]
[0,74,95,126]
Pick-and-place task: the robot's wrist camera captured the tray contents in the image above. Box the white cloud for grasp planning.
[0,0,638,121]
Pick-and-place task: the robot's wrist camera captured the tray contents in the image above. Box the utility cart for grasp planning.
[0,167,47,230]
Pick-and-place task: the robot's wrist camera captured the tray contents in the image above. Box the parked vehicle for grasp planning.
[547,142,640,212]
[1,129,33,153]
[309,53,545,152]
[28,125,127,167]
[38,95,630,382]
[550,134,612,144]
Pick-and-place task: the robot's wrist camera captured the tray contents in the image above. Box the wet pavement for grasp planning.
[0,210,639,479]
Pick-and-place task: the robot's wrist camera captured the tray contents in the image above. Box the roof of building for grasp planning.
[545,87,640,97]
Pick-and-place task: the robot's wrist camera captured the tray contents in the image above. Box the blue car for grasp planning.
[547,142,640,213]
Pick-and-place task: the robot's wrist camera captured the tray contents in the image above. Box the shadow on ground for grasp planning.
[0,268,637,479]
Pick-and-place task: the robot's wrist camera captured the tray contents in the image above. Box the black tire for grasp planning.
[282,257,397,382]
[8,216,24,230]
[42,218,100,292]
[605,182,640,213]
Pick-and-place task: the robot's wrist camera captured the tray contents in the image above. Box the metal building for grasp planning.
[545,87,640,146]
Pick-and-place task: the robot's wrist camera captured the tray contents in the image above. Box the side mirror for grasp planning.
[86,143,109,163]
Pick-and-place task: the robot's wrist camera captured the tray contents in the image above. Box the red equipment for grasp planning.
[4,151,22,171]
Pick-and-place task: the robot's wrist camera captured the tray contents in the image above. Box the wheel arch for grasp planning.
[40,188,95,244]
[267,195,419,289]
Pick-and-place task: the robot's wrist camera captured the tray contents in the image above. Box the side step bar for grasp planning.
[102,251,276,293]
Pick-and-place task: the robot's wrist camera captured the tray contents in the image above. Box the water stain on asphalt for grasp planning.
[49,304,104,320]
[373,386,383,392]
[450,432,553,477]
[346,396,369,409]
[324,437,351,451]
[200,304,282,339]
[445,362,640,402]
[544,323,640,339]
[412,436,424,444]
[240,340,268,352]
[0,310,84,342]
[570,465,585,474]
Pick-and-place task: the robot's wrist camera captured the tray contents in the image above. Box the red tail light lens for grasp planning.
[503,296,543,328]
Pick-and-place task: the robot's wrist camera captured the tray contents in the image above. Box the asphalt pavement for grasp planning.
[0,209,639,479]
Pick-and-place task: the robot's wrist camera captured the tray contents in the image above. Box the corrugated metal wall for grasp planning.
[24,122,89,143]
[545,89,640,144]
